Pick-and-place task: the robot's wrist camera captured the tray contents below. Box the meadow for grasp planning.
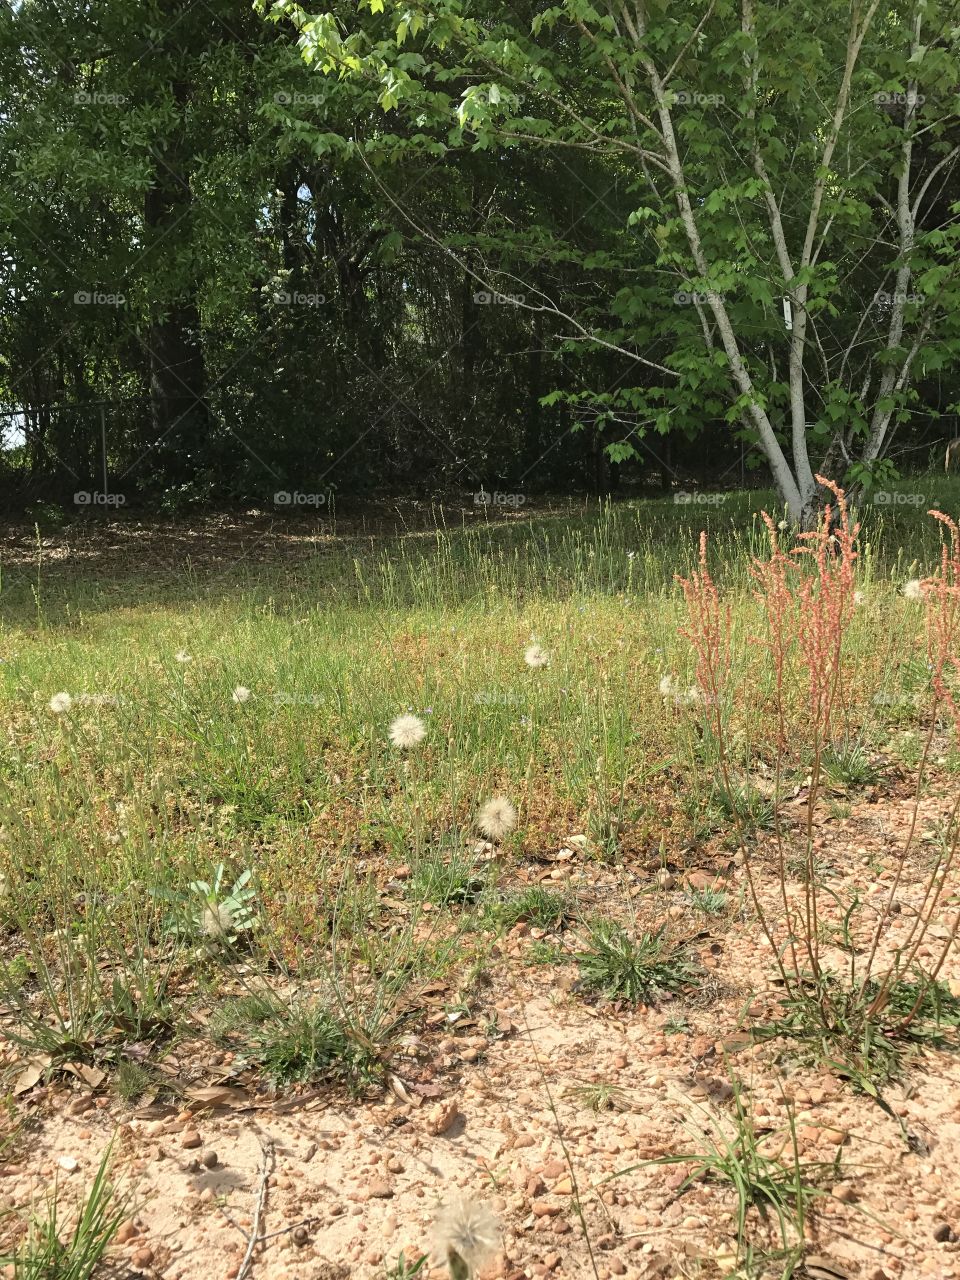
[1,480,959,1280]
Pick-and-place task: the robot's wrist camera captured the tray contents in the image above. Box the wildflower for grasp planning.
[477,796,517,841]
[432,1196,500,1278]
[174,650,193,664]
[48,692,73,714]
[523,643,550,669]
[231,686,252,703]
[658,675,676,698]
[201,902,234,940]
[777,519,789,532]
[388,713,426,748]
[853,589,865,606]
[903,578,924,602]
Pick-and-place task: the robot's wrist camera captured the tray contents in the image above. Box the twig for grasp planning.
[235,1137,275,1280]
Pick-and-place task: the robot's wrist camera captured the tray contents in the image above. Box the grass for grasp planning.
[0,480,957,1105]
[577,920,695,1004]
[611,1074,836,1278]
[0,1142,124,1278]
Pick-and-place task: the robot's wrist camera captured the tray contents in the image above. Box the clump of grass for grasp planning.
[485,886,572,931]
[577,920,694,1004]
[1,1141,124,1278]
[566,1080,628,1112]
[410,849,487,907]
[250,1001,380,1089]
[821,739,879,789]
[611,1076,833,1276]
[686,886,729,915]
[759,971,960,1091]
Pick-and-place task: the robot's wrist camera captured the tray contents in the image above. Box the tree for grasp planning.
[267,0,960,523]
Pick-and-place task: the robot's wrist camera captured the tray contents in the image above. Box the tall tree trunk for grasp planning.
[143,8,208,485]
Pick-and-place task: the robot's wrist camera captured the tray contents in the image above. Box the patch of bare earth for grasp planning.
[4,785,960,1280]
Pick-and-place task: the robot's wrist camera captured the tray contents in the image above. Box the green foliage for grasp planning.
[577,921,694,1005]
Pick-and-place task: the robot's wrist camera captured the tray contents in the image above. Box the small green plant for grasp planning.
[2,1141,124,1278]
[566,1080,628,1112]
[152,864,260,945]
[661,1014,691,1035]
[612,1076,832,1276]
[486,886,571,930]
[410,849,486,907]
[821,740,879,789]
[578,920,694,1004]
[713,782,775,833]
[756,971,960,1091]
[686,886,729,915]
[528,939,566,966]
[384,1254,428,1278]
[251,1001,379,1088]
[113,1060,154,1104]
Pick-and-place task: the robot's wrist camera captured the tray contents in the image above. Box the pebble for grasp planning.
[369,1179,394,1199]
[180,1130,202,1150]
[132,1246,154,1268]
[200,1150,218,1169]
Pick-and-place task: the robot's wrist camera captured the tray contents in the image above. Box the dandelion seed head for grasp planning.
[175,650,193,664]
[388,713,427,748]
[432,1196,500,1275]
[853,589,865,606]
[48,692,73,714]
[658,675,676,698]
[523,643,550,669]
[231,686,252,703]
[903,578,924,602]
[477,796,517,841]
[202,902,234,939]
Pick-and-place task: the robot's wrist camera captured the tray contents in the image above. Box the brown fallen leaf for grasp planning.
[802,1255,852,1280]
[62,1062,106,1089]
[14,1056,50,1096]
[183,1086,253,1108]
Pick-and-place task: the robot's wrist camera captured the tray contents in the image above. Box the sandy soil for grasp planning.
[3,787,960,1280]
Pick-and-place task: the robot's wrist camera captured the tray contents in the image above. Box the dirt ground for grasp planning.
[4,778,960,1280]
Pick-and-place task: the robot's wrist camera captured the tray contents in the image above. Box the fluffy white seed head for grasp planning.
[48,692,73,714]
[432,1196,500,1276]
[231,685,252,703]
[175,650,193,664]
[201,902,234,940]
[477,796,518,842]
[523,643,550,669]
[388,713,427,748]
[903,578,924,602]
